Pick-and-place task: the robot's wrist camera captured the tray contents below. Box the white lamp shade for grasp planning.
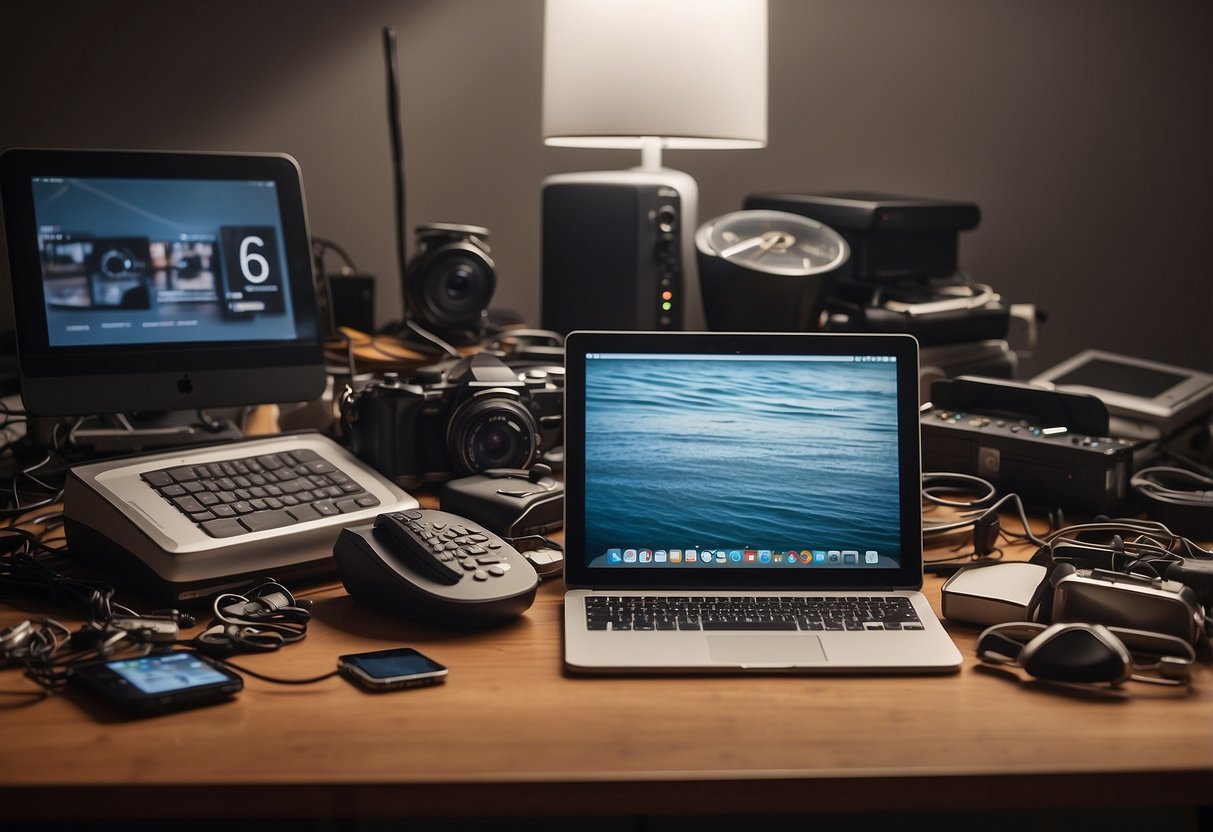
[543,0,768,150]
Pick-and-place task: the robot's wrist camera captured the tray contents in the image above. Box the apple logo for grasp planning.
[177,374,194,395]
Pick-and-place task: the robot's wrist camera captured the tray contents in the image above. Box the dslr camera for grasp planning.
[340,353,563,489]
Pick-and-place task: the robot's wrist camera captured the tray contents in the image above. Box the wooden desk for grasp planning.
[1,523,1211,823]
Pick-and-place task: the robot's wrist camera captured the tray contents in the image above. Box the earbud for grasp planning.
[152,608,197,628]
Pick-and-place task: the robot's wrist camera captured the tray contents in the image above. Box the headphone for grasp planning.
[1131,466,1213,539]
[977,620,1195,687]
[193,580,312,658]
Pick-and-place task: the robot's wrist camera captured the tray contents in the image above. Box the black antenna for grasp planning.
[383,25,408,310]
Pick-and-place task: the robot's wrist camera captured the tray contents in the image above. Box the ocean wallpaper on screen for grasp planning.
[583,356,902,565]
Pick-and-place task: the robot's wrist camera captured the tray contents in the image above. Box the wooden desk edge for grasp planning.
[4,768,1212,820]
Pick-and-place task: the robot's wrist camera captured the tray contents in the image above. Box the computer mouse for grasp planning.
[333,509,539,629]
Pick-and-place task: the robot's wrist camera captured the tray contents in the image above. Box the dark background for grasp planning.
[2,0,1210,377]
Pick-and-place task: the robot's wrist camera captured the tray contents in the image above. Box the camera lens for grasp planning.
[430,254,491,316]
[474,422,516,465]
[408,249,496,332]
[447,394,538,474]
[445,265,473,301]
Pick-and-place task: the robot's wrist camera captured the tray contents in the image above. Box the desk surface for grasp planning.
[2,518,1211,822]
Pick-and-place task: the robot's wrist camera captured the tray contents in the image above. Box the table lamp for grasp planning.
[540,0,768,333]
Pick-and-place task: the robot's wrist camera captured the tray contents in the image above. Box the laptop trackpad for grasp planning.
[707,635,825,667]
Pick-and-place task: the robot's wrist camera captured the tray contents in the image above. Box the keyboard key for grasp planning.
[702,619,798,631]
[313,500,339,517]
[287,504,321,522]
[142,470,174,488]
[171,495,205,514]
[240,509,297,532]
[200,517,248,538]
[167,466,200,483]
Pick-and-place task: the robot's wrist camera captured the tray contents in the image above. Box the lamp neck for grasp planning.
[639,137,665,171]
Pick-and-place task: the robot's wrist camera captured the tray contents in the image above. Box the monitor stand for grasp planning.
[43,411,243,454]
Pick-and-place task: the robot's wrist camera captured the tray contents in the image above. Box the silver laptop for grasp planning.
[562,331,962,673]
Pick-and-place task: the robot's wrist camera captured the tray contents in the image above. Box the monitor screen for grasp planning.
[1050,357,1187,400]
[581,352,904,571]
[0,149,325,416]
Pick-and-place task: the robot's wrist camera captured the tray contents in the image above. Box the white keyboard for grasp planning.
[63,432,417,603]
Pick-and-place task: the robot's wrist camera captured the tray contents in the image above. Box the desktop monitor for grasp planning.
[0,149,325,421]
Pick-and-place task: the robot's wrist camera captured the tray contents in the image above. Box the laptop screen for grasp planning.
[563,331,924,591]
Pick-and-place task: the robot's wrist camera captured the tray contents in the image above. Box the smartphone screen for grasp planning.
[338,647,448,691]
[69,652,243,714]
[108,652,234,694]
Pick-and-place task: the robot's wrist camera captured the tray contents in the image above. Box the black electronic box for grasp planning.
[542,171,700,333]
[921,376,1135,515]
[743,191,980,282]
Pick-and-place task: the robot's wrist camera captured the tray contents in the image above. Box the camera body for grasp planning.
[405,223,495,344]
[341,353,563,489]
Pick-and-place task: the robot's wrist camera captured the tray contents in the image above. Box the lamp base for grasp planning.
[540,168,703,334]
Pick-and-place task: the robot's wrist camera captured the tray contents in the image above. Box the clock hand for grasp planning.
[720,235,767,259]
[753,231,794,258]
[722,230,795,259]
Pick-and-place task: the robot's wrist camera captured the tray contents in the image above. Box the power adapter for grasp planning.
[941,562,1048,626]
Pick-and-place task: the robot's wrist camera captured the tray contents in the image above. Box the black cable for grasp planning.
[194,409,228,433]
[312,236,365,342]
[384,25,409,311]
[327,327,358,380]
[208,653,339,685]
[405,318,461,358]
[312,236,359,273]
[0,528,120,621]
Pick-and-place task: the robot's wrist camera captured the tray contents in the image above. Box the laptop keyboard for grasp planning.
[140,447,381,539]
[584,595,923,632]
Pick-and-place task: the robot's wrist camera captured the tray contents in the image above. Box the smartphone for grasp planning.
[68,651,243,716]
[337,647,448,692]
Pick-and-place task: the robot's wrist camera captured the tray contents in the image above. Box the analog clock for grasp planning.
[695,210,849,330]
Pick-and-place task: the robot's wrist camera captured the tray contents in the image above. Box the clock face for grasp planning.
[696,210,849,276]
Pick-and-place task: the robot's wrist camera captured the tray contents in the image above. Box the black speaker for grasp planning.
[541,170,702,334]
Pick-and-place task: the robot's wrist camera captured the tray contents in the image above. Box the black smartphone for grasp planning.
[68,651,243,716]
[337,647,448,692]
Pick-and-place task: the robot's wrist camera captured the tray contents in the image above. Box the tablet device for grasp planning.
[1031,350,1213,438]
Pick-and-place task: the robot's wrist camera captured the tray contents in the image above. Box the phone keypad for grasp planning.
[375,510,513,586]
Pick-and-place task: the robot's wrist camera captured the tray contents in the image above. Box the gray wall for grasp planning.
[3,0,1210,375]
